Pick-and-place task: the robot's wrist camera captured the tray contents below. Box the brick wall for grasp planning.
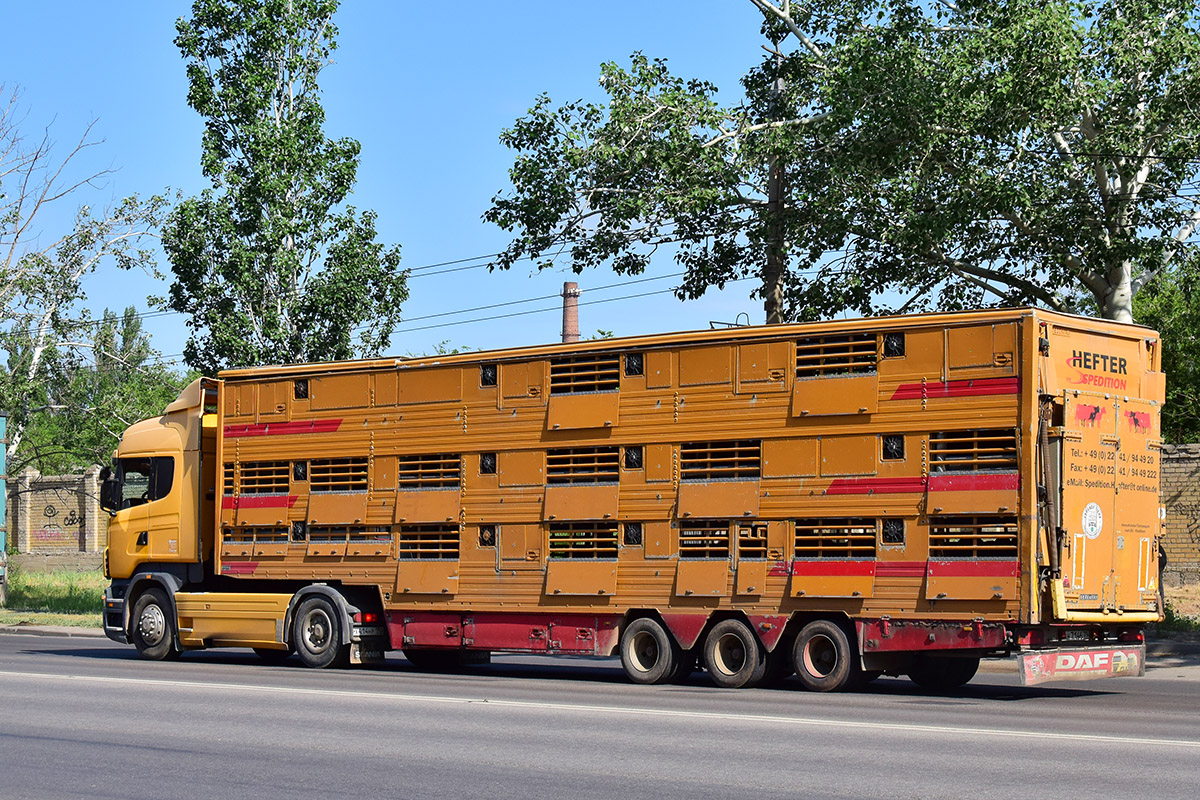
[9,467,106,554]
[1160,445,1200,585]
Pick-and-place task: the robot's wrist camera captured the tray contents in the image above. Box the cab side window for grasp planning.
[118,457,175,508]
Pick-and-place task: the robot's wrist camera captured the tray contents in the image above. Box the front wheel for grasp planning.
[292,596,350,669]
[793,620,859,692]
[130,588,177,661]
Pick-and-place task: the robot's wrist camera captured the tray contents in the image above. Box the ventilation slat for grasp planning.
[311,457,369,492]
[227,461,289,495]
[680,521,731,559]
[680,440,761,481]
[546,447,620,484]
[397,524,459,559]
[397,453,461,489]
[795,333,878,378]
[548,522,619,559]
[738,524,768,559]
[794,518,877,559]
[549,354,621,394]
[930,429,1018,472]
[929,515,1019,559]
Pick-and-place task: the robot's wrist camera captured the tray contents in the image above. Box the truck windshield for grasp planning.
[114,457,175,509]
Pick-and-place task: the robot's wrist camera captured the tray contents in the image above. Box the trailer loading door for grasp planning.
[1059,392,1160,618]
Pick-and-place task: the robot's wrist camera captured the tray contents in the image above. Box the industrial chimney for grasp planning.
[561,281,580,343]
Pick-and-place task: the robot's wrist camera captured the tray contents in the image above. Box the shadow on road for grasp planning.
[18,643,1126,700]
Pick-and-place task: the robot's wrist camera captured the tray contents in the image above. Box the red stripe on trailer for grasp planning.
[928,473,1019,492]
[875,561,927,578]
[826,473,1019,495]
[890,377,1020,400]
[223,419,343,438]
[926,560,1020,577]
[221,494,299,510]
[220,561,258,575]
[790,560,876,577]
[825,476,926,495]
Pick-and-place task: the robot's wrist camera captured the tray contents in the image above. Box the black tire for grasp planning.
[702,619,767,689]
[793,619,859,692]
[253,646,294,664]
[292,595,350,669]
[907,655,980,692]
[620,617,681,685]
[130,588,177,661]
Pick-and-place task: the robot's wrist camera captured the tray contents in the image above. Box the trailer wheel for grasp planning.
[907,655,979,692]
[794,620,858,692]
[293,596,349,669]
[702,619,767,689]
[130,587,177,661]
[620,617,681,685]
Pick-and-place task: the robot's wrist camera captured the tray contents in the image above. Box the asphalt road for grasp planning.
[2,635,1199,800]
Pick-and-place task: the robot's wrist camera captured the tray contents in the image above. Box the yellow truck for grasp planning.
[100,308,1163,690]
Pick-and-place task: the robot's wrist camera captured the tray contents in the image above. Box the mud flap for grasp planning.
[1017,645,1145,685]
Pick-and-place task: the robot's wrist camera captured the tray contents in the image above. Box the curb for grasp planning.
[0,625,106,638]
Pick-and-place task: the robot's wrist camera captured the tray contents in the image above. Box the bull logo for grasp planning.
[1126,410,1150,432]
[1074,403,1106,426]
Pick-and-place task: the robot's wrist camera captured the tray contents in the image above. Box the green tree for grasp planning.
[1133,264,1200,442]
[164,0,406,374]
[1,84,168,467]
[487,0,1200,324]
[9,308,193,473]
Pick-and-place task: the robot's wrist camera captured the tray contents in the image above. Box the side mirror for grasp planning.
[99,474,120,515]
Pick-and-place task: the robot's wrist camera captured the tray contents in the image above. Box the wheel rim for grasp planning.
[629,630,661,673]
[712,632,748,676]
[802,633,838,678]
[137,603,166,647]
[301,607,333,654]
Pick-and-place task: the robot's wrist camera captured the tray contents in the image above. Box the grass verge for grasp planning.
[1,565,105,628]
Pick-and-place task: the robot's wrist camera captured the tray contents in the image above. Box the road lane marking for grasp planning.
[4,668,1198,750]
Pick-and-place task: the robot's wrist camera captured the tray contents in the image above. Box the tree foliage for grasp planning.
[6,308,193,474]
[1,84,169,468]
[164,0,406,374]
[487,0,1200,324]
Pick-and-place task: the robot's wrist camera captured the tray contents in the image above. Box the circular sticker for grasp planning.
[1081,502,1104,540]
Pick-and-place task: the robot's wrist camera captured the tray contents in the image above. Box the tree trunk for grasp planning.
[1099,263,1134,323]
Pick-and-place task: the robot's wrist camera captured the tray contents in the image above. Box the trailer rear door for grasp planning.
[1044,318,1163,620]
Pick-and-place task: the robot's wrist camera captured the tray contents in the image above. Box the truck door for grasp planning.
[1110,397,1162,614]
[1058,392,1118,614]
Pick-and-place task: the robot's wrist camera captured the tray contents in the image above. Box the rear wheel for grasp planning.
[793,620,859,692]
[702,619,767,689]
[293,596,350,669]
[620,617,681,685]
[907,655,979,692]
[130,588,176,661]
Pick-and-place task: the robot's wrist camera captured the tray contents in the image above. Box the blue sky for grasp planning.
[1,2,775,366]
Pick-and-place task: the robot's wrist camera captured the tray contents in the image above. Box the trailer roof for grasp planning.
[217,306,1155,381]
